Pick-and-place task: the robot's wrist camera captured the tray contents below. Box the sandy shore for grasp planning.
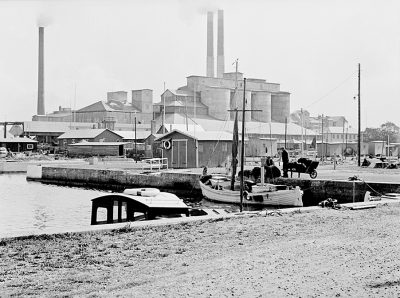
[1,203,400,297]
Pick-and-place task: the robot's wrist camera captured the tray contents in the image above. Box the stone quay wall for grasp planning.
[27,165,400,205]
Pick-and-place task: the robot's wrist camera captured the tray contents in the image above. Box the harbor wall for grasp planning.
[27,165,400,206]
[35,166,201,196]
[275,178,400,206]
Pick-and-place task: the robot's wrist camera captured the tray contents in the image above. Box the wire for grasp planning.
[305,72,356,109]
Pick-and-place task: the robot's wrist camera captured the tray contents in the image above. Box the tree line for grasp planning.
[363,121,400,143]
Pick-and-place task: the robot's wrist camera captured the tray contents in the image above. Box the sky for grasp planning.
[0,0,399,129]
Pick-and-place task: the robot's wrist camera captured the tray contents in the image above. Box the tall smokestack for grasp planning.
[217,10,225,78]
[206,12,214,77]
[37,27,45,115]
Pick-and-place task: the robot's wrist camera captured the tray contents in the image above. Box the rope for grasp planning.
[204,112,231,169]
[363,181,386,197]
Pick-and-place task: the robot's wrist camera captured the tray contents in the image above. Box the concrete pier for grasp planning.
[26,164,400,206]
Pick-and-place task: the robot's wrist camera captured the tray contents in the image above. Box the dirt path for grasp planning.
[1,204,400,297]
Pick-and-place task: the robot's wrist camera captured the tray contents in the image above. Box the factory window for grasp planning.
[198,144,203,152]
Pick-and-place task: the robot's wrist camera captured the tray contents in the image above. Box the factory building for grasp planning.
[29,9,294,158]
[154,9,290,125]
[33,89,153,128]
[154,72,290,124]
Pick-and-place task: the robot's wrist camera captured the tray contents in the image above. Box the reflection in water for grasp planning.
[0,174,248,238]
[33,206,52,230]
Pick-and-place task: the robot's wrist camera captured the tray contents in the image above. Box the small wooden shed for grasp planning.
[0,137,38,153]
[155,129,241,168]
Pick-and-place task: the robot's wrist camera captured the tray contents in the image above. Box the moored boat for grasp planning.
[199,175,303,207]
[199,76,303,209]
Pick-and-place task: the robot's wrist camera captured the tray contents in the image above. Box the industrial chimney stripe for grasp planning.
[37,27,45,115]
[206,11,214,77]
[217,10,225,78]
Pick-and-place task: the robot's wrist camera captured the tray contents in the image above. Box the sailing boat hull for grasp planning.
[199,181,303,207]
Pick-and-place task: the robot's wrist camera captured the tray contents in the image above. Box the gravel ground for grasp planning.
[1,203,400,297]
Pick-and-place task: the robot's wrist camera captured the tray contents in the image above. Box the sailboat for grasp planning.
[199,78,303,208]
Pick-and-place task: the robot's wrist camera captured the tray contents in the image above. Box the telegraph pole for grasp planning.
[321,114,324,163]
[357,63,361,167]
[239,78,246,213]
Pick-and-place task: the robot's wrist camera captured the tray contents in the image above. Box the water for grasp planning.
[0,174,242,238]
[0,174,108,238]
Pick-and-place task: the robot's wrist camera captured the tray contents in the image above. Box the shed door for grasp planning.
[172,140,187,168]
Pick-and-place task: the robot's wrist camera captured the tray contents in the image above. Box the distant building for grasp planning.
[67,142,129,157]
[0,137,38,153]
[32,89,154,127]
[57,129,124,150]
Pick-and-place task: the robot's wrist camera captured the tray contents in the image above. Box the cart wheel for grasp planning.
[310,170,317,179]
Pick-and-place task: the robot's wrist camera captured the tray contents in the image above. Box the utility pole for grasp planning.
[342,120,345,158]
[239,78,246,213]
[134,116,137,163]
[357,63,361,167]
[321,114,324,163]
[284,117,287,148]
[301,108,304,156]
[163,82,166,134]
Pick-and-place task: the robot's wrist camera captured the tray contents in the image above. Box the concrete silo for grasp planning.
[201,87,230,121]
[235,90,252,122]
[271,92,290,123]
[251,91,271,123]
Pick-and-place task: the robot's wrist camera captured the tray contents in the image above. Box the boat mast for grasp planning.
[239,78,246,212]
[357,63,361,167]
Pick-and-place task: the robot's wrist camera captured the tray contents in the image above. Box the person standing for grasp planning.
[281,147,289,178]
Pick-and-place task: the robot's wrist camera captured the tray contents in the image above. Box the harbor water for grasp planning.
[0,174,242,239]
[0,174,108,238]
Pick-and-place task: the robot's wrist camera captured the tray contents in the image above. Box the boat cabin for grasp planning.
[91,190,190,225]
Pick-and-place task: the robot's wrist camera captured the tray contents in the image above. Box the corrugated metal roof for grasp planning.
[194,119,317,136]
[0,137,38,143]
[24,121,96,133]
[113,130,152,140]
[58,129,108,139]
[155,129,245,142]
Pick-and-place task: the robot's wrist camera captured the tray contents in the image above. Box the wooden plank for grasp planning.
[350,205,377,210]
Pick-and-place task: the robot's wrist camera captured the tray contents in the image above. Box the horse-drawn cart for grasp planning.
[287,158,319,179]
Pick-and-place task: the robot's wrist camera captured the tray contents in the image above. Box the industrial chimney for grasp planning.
[206,11,214,77]
[217,10,225,78]
[37,27,45,115]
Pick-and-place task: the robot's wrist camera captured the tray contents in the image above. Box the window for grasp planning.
[26,144,33,150]
[222,143,227,151]
[71,139,75,144]
[198,143,203,153]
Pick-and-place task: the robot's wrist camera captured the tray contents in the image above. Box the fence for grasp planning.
[141,158,168,171]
